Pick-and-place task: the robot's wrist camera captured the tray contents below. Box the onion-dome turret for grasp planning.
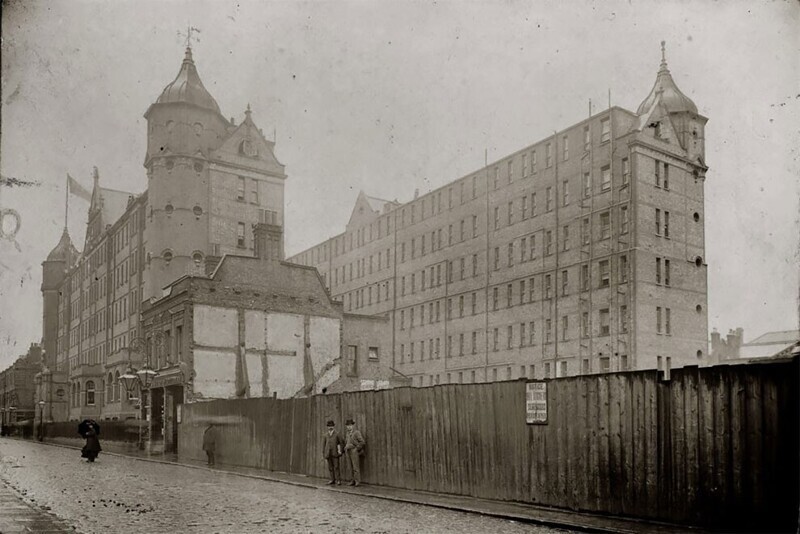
[637,42,697,116]
[156,47,221,114]
[46,227,78,263]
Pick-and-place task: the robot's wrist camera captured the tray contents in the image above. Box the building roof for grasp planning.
[636,42,697,116]
[739,330,799,359]
[156,47,221,114]
[747,330,799,345]
[364,194,398,214]
[98,187,135,227]
[46,228,79,262]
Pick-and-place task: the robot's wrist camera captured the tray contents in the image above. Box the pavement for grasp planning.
[0,479,75,533]
[0,437,703,533]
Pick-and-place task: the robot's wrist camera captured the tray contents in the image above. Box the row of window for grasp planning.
[343,252,632,314]
[64,248,143,319]
[330,203,632,293]
[77,207,144,284]
[300,117,616,265]
[398,307,630,361]
[70,375,135,408]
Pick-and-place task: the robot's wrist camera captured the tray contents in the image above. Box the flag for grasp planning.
[67,174,91,202]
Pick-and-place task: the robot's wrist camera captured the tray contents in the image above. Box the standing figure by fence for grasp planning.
[78,419,101,462]
[344,418,365,486]
[322,419,344,485]
[202,424,217,466]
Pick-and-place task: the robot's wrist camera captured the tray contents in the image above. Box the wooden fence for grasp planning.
[179,358,799,531]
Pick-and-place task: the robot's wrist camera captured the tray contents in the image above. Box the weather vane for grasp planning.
[177,25,201,49]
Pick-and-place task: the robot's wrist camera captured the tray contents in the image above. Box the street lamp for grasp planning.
[120,336,160,450]
[37,400,45,441]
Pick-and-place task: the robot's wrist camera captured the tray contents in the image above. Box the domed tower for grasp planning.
[636,41,707,165]
[41,228,78,370]
[142,46,231,299]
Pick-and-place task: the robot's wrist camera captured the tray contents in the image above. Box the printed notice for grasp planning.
[525,381,548,424]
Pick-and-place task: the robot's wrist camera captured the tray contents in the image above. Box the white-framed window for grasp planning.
[600,211,611,239]
[599,260,610,288]
[599,308,610,336]
[601,165,611,191]
[601,117,610,143]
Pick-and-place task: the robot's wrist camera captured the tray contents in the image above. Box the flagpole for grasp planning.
[65,174,69,230]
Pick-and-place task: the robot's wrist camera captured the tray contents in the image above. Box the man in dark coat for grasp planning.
[344,418,365,486]
[322,420,344,485]
[202,424,217,466]
[78,419,101,462]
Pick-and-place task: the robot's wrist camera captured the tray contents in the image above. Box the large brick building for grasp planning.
[40,46,287,421]
[289,44,711,386]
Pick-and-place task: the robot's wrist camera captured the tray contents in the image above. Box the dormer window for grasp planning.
[240,138,258,157]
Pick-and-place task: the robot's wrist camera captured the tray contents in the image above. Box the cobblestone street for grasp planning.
[0,439,564,534]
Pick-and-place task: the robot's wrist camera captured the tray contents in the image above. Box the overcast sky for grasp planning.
[1,0,798,368]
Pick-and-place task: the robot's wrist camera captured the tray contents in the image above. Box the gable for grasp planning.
[346,192,380,230]
[637,100,682,150]
[212,118,285,175]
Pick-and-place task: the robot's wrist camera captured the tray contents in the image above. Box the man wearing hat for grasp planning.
[344,418,366,486]
[322,420,344,485]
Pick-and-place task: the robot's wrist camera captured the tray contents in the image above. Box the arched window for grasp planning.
[113,371,120,402]
[107,373,113,404]
[70,383,75,407]
[86,381,95,406]
[76,382,81,407]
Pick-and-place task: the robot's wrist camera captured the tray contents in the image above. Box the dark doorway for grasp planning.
[164,386,184,454]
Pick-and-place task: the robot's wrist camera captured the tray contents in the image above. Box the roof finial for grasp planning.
[246,103,252,115]
[660,40,667,66]
[178,25,201,60]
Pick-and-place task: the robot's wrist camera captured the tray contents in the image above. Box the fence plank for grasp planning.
[744,370,763,520]
[697,369,717,524]
[723,369,739,525]
[669,375,684,521]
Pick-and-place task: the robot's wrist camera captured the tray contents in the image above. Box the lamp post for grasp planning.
[120,337,159,450]
[37,400,45,441]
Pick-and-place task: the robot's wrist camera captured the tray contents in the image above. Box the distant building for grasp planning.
[289,43,710,385]
[40,46,287,422]
[0,344,42,429]
[140,224,405,453]
[712,328,799,361]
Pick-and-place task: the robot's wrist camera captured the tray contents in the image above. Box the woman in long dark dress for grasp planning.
[78,419,102,462]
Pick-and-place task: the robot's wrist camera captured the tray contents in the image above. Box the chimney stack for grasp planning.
[253,222,284,261]
[726,329,741,358]
[710,328,721,355]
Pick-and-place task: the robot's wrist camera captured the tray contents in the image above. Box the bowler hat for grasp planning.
[326,420,335,427]
[345,418,355,425]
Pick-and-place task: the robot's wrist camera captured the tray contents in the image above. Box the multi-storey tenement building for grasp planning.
[41,46,287,421]
[289,45,710,386]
